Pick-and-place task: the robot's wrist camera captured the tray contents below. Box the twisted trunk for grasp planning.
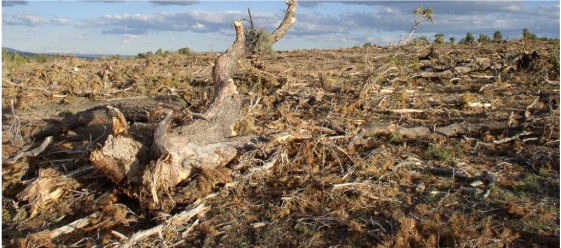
[89,1,298,208]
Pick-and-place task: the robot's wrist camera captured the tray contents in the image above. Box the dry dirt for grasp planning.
[2,39,560,247]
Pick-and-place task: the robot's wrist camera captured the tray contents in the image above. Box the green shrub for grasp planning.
[245,27,277,58]
[478,34,491,43]
[426,144,460,162]
[434,33,445,44]
[464,32,475,44]
[178,47,191,55]
[493,31,502,42]
[449,37,456,45]
[522,28,538,40]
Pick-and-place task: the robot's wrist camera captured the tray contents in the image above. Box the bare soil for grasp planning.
[2,39,559,247]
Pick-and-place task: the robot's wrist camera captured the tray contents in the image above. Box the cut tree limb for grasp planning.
[476,131,533,147]
[121,202,209,248]
[364,121,522,140]
[27,212,101,244]
[29,97,187,139]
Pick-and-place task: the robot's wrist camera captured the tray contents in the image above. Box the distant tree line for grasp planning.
[137,47,192,59]
[363,27,556,48]
[2,48,60,63]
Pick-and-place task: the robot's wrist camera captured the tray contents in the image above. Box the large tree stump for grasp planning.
[89,0,298,209]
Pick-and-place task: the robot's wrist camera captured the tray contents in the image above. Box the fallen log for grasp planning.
[364,120,522,139]
[29,97,190,140]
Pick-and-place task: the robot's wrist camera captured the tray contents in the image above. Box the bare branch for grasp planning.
[4,136,53,165]
[271,0,298,43]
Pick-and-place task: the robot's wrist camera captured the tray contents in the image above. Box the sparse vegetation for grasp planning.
[178,47,192,55]
[413,36,431,44]
[245,27,277,58]
[449,37,455,45]
[463,32,475,44]
[493,30,503,42]
[478,33,492,43]
[522,28,538,40]
[434,33,445,44]
[1,32,559,248]
[245,8,278,58]
[426,144,460,162]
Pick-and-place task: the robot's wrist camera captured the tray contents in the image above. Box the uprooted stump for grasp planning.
[87,1,297,210]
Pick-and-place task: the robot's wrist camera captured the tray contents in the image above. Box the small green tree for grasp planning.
[363,42,373,48]
[493,31,502,42]
[449,37,456,45]
[465,32,475,44]
[33,54,49,63]
[434,33,445,44]
[155,48,163,56]
[11,51,28,64]
[414,36,430,44]
[3,50,29,73]
[478,34,491,43]
[178,47,191,55]
[522,28,538,40]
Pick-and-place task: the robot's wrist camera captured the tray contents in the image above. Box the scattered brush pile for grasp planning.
[2,39,559,247]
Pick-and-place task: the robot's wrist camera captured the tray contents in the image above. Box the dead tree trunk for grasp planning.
[90,0,297,209]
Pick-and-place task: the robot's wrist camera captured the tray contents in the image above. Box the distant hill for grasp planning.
[3,47,39,57]
[2,47,133,59]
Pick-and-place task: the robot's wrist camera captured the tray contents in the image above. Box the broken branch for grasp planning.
[4,136,53,165]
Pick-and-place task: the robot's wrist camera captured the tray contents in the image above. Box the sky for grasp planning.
[2,0,560,55]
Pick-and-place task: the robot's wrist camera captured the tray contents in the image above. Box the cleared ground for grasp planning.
[2,39,559,247]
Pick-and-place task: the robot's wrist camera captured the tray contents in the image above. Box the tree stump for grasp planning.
[88,0,298,209]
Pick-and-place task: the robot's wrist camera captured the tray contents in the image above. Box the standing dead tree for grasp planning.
[89,0,298,209]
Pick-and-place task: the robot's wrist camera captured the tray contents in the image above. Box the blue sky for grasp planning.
[2,0,560,55]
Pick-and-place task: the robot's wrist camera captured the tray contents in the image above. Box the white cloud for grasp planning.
[122,33,141,43]
[81,1,558,46]
[149,0,199,6]
[68,33,89,40]
[87,9,278,35]
[4,13,70,26]
[192,22,205,29]
[124,34,140,39]
[52,17,70,25]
